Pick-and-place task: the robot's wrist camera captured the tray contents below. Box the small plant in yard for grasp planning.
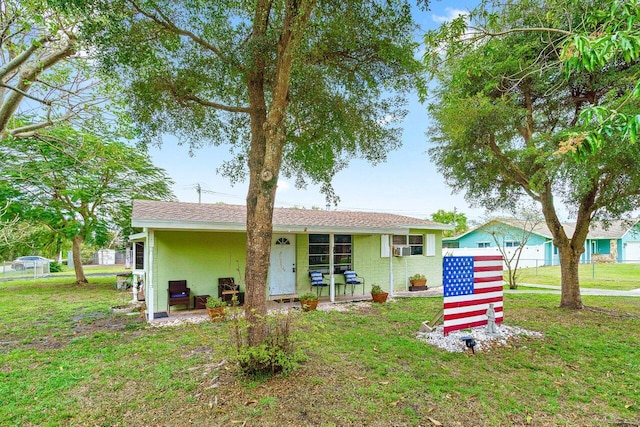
[206,296,227,308]
[231,310,308,378]
[370,284,385,294]
[299,292,318,301]
[299,292,319,312]
[409,273,425,281]
[371,284,389,303]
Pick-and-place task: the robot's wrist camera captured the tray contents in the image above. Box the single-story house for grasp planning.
[130,200,452,320]
[443,218,640,267]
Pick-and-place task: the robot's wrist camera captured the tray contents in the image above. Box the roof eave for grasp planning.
[132,219,246,232]
[132,220,443,235]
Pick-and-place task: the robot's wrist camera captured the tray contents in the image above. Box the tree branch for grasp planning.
[0,35,52,80]
[0,83,53,105]
[470,26,572,38]
[164,82,250,113]
[0,36,76,134]
[128,0,243,70]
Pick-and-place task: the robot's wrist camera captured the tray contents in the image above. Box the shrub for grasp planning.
[49,262,63,273]
[232,310,308,378]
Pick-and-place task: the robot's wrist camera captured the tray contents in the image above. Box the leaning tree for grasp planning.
[425,0,640,309]
[74,0,425,344]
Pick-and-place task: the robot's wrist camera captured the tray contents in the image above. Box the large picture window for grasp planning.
[309,234,352,273]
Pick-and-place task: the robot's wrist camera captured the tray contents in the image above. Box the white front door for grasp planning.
[269,234,296,295]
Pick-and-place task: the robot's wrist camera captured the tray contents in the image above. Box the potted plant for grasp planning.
[409,273,427,288]
[206,296,227,322]
[370,284,389,303]
[299,292,319,312]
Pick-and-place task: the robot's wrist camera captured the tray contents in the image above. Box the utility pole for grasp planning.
[452,207,457,235]
[196,183,201,204]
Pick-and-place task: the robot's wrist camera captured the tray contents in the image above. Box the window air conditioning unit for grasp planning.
[393,246,411,257]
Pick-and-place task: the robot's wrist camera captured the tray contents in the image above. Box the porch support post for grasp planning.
[147,229,155,321]
[329,233,335,302]
[388,234,394,297]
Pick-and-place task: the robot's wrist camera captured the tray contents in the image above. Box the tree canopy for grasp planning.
[74,0,426,344]
[0,0,103,139]
[0,126,175,283]
[424,0,640,309]
[430,209,467,237]
[425,0,640,158]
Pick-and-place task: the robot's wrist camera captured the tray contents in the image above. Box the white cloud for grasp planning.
[432,8,468,24]
[277,179,290,192]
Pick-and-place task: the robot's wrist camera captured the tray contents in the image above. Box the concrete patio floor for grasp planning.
[149,286,445,326]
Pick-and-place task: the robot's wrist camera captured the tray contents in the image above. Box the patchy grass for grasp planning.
[516,263,640,290]
[0,276,639,426]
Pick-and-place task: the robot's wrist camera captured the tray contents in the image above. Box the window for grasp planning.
[505,241,520,248]
[478,242,491,248]
[442,242,459,249]
[309,234,351,273]
[393,234,424,255]
[134,242,145,270]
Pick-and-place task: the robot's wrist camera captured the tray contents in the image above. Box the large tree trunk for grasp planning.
[72,234,88,285]
[558,245,583,309]
[244,165,279,346]
[243,0,313,346]
[244,101,286,346]
[539,186,588,309]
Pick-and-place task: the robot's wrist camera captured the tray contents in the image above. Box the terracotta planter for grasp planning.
[300,299,319,312]
[206,307,226,322]
[410,279,427,288]
[371,292,389,303]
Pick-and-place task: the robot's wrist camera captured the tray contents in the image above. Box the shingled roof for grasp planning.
[445,217,640,241]
[131,200,450,234]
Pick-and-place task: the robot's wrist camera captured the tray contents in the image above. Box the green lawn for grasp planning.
[1,275,638,426]
[516,263,640,291]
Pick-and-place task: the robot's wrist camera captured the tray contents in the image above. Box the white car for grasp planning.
[11,256,51,270]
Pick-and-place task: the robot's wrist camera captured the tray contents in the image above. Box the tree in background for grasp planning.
[484,208,544,290]
[425,0,640,309]
[0,126,175,284]
[430,209,467,237]
[75,0,425,345]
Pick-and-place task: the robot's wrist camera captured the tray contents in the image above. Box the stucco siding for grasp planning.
[154,230,247,309]
[145,228,445,312]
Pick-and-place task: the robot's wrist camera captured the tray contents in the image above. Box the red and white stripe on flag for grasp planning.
[442,255,504,336]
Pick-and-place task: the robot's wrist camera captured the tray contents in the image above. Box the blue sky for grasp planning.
[148,2,487,221]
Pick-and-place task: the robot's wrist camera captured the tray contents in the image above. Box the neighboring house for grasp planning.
[443,218,640,267]
[130,200,452,319]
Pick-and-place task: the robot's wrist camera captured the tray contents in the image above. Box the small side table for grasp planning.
[194,295,209,310]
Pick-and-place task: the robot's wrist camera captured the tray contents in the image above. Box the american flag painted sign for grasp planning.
[442,255,504,336]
